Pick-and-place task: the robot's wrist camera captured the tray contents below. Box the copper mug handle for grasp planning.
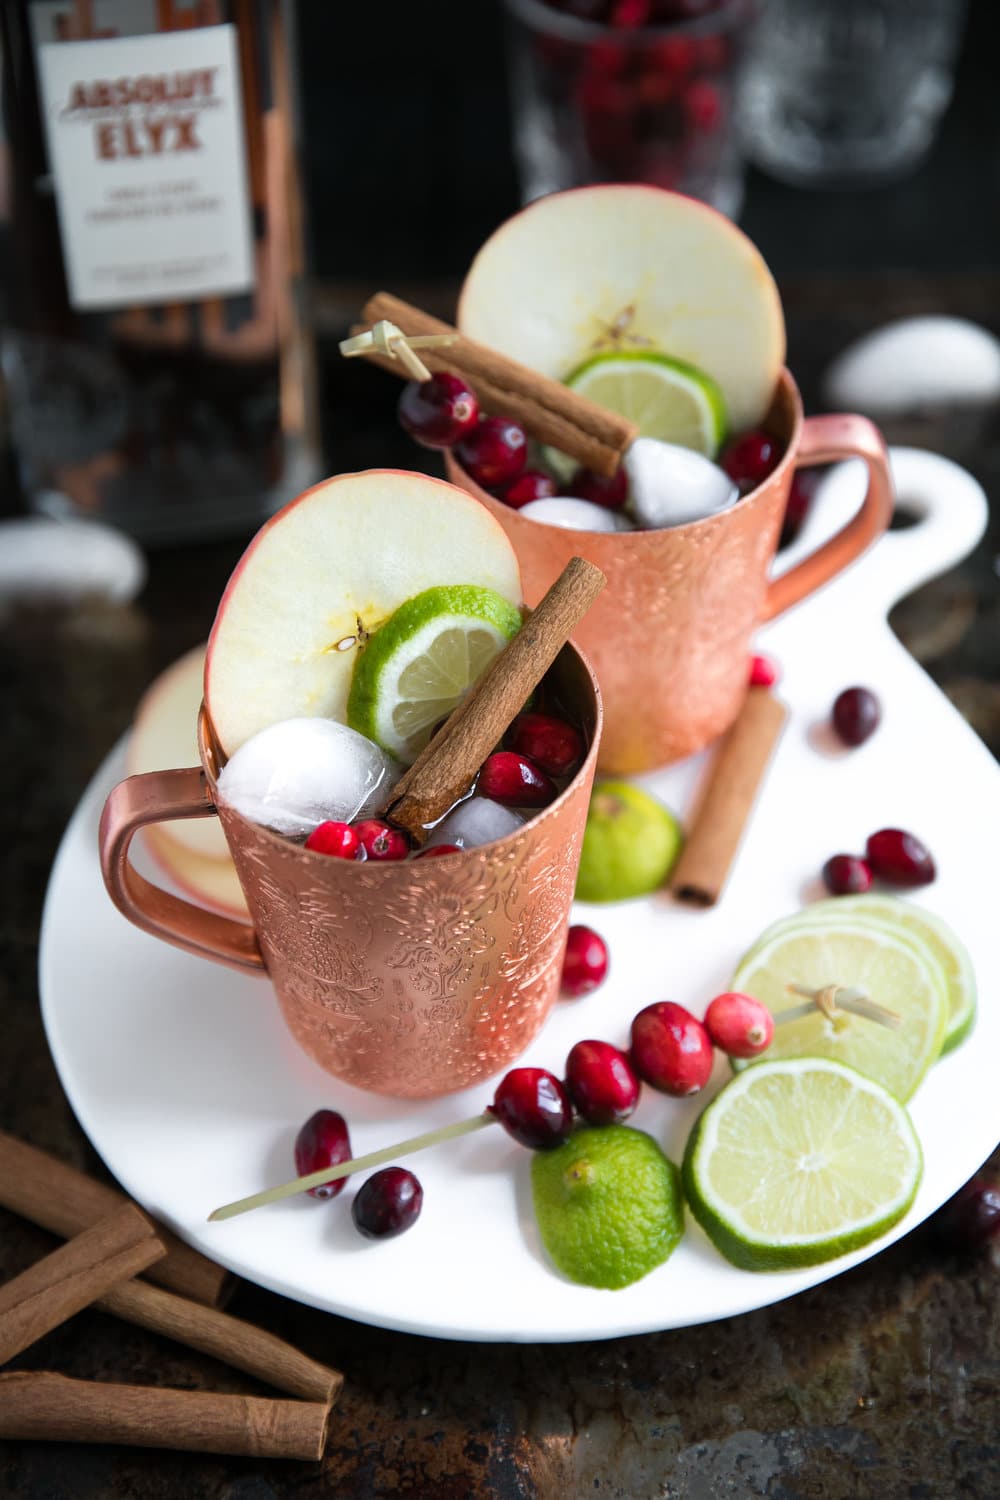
[762,413,894,621]
[99,767,265,974]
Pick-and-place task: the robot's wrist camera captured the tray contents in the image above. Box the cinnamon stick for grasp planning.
[0,1372,330,1460]
[354,292,637,478]
[0,1204,164,1366]
[0,1132,232,1308]
[669,688,788,908]
[388,556,605,839]
[95,1278,343,1405]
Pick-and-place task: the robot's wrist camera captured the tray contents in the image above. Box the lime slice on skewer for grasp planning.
[683,1057,923,1271]
[347,585,521,765]
[730,919,948,1102]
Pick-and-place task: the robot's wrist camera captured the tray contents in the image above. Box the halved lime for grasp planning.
[730,919,948,1102]
[347,585,521,764]
[742,896,975,1056]
[532,1126,684,1289]
[683,1057,922,1271]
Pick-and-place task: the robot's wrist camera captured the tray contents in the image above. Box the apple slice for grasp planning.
[458,185,785,434]
[128,645,230,861]
[205,469,523,757]
[144,826,249,920]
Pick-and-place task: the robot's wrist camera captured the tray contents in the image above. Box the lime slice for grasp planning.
[575,781,683,902]
[683,1057,923,1271]
[730,919,948,1102]
[532,1126,684,1289]
[576,350,727,451]
[347,585,521,764]
[741,897,975,1056]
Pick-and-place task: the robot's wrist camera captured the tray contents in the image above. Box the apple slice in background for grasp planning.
[205,469,523,758]
[458,184,786,434]
[127,645,249,920]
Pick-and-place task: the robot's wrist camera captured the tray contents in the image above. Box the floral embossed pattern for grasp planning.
[211,654,601,1099]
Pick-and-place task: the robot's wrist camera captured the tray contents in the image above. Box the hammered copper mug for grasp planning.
[446,370,894,773]
[99,644,602,1099]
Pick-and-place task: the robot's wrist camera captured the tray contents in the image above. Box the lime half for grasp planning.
[347,585,521,764]
[532,1126,684,1289]
[683,1057,923,1271]
[571,350,726,453]
[731,919,948,1102]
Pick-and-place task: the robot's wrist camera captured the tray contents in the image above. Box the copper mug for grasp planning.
[99,645,602,1100]
[446,370,893,773]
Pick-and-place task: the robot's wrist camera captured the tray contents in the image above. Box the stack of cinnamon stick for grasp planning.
[0,1132,341,1460]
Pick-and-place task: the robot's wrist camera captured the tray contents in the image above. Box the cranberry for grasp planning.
[561,924,609,998]
[704,992,773,1059]
[501,469,557,508]
[649,36,695,74]
[865,828,936,888]
[414,843,463,858]
[935,1175,1000,1251]
[477,751,556,808]
[455,417,527,490]
[822,854,873,896]
[294,1109,352,1200]
[565,1040,640,1125]
[397,373,479,451]
[780,468,819,548]
[563,464,629,511]
[832,687,881,747]
[749,653,779,688]
[721,430,781,494]
[490,1068,574,1150]
[630,1001,713,1096]
[351,1167,423,1239]
[353,818,410,862]
[685,79,722,131]
[610,0,651,23]
[508,711,583,777]
[304,821,361,860]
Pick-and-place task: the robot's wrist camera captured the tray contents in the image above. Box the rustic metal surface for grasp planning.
[1,285,999,1496]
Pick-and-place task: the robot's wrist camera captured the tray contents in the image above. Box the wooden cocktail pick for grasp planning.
[340,319,456,382]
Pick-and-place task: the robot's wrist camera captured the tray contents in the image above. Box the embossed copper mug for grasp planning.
[99,644,602,1099]
[446,370,893,773]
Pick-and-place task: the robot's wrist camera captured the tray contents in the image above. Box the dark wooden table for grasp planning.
[2,286,999,1498]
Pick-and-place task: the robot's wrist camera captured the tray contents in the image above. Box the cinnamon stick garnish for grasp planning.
[387,556,605,840]
[0,1372,330,1460]
[95,1278,343,1405]
[0,1132,232,1308]
[352,292,637,478]
[669,688,788,908]
[0,1204,164,1366]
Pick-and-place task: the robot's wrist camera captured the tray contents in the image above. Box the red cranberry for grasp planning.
[353,818,410,862]
[455,417,527,490]
[477,751,556,808]
[749,653,779,688]
[630,1001,713,1096]
[565,1040,640,1125]
[721,430,781,493]
[685,79,722,131]
[501,469,557,508]
[865,828,936,888]
[704,992,774,1059]
[561,924,609,998]
[490,1068,574,1150]
[610,0,651,23]
[832,687,881,747]
[414,843,463,859]
[397,373,479,450]
[294,1109,352,1200]
[508,711,583,777]
[935,1175,1000,1250]
[649,36,696,74]
[304,821,361,860]
[780,468,819,548]
[822,854,873,896]
[563,465,629,511]
[351,1167,423,1239]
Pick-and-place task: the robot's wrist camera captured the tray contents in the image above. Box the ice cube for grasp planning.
[427,797,525,850]
[625,438,738,529]
[216,718,400,837]
[517,497,634,533]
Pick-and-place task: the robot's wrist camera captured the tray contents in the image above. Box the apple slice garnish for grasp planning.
[205,469,523,758]
[144,826,249,920]
[458,185,786,434]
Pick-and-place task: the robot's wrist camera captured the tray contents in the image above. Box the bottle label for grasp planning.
[35,19,254,310]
